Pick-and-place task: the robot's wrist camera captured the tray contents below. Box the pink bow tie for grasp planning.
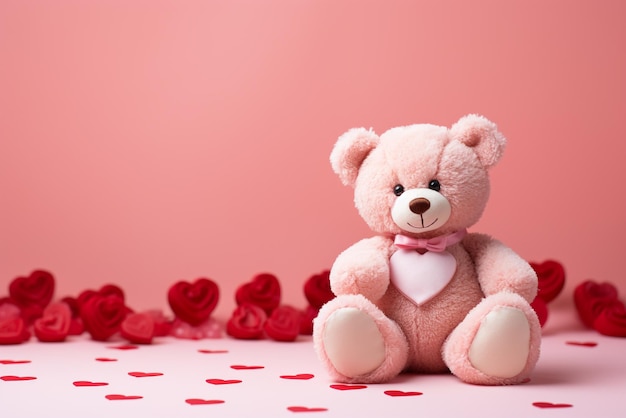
[394,229,467,252]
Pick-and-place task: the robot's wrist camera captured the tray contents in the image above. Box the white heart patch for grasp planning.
[389,249,457,305]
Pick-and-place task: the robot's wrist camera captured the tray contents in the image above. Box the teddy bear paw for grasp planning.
[468,306,531,378]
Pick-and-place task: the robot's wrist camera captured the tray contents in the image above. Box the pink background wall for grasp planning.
[1,0,625,321]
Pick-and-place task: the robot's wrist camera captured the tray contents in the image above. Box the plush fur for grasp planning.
[314,114,541,385]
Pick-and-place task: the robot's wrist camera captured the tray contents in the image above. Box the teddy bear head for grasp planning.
[330,114,506,238]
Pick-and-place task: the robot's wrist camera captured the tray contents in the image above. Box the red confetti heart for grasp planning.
[185,398,225,405]
[264,305,302,342]
[95,357,118,362]
[106,394,143,401]
[533,402,573,408]
[593,300,626,337]
[0,360,31,364]
[280,373,314,380]
[73,381,109,387]
[128,371,163,378]
[34,302,72,342]
[206,378,242,385]
[1,375,37,381]
[530,260,565,303]
[287,406,328,412]
[235,273,281,314]
[574,280,619,328]
[9,269,55,312]
[108,344,138,350]
[230,365,264,370]
[0,317,30,344]
[566,341,598,347]
[198,349,228,354]
[120,312,155,344]
[80,294,129,341]
[303,270,334,309]
[384,390,423,397]
[167,278,219,326]
[226,303,267,340]
[330,384,367,390]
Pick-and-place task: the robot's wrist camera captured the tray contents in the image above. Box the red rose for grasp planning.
[530,260,565,303]
[235,273,281,314]
[264,305,301,342]
[226,303,267,340]
[80,294,129,341]
[167,278,219,326]
[303,270,334,309]
[574,280,619,328]
[34,302,72,342]
[593,300,626,337]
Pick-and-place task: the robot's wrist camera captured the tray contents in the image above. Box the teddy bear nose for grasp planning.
[409,198,431,215]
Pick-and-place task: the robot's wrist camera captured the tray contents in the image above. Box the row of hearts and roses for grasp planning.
[1,259,624,345]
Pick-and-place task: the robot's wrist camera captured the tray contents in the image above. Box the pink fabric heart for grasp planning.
[390,249,457,305]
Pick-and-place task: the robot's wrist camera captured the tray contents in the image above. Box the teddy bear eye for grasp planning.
[428,180,441,192]
[393,184,405,196]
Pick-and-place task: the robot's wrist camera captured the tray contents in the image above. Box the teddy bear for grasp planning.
[313,114,541,385]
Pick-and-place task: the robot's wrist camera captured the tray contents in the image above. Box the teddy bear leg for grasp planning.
[313,294,408,383]
[442,292,541,385]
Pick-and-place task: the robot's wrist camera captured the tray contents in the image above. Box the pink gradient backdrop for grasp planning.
[1,0,625,321]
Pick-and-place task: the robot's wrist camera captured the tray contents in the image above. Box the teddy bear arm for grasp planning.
[463,233,538,302]
[329,236,394,301]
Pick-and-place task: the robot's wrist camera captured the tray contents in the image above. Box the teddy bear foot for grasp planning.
[313,294,408,383]
[443,292,541,385]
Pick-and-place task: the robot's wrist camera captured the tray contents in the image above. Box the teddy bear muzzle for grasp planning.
[391,188,451,233]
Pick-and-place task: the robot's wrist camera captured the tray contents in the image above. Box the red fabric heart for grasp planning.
[330,384,368,390]
[235,273,281,314]
[120,312,155,344]
[80,294,129,341]
[574,280,619,328]
[303,270,334,309]
[206,378,242,385]
[384,390,423,397]
[280,373,314,380]
[226,303,267,340]
[73,381,109,387]
[77,284,125,308]
[128,371,163,377]
[0,317,30,344]
[9,270,55,311]
[532,402,573,408]
[264,305,301,342]
[33,302,71,342]
[105,394,143,400]
[185,399,225,405]
[530,260,565,303]
[287,406,328,412]
[530,297,548,328]
[168,278,219,326]
[593,300,626,337]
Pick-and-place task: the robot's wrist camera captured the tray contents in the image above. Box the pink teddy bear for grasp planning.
[313,114,541,385]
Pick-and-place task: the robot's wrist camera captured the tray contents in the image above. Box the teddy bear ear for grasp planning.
[330,127,379,187]
[449,114,507,169]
